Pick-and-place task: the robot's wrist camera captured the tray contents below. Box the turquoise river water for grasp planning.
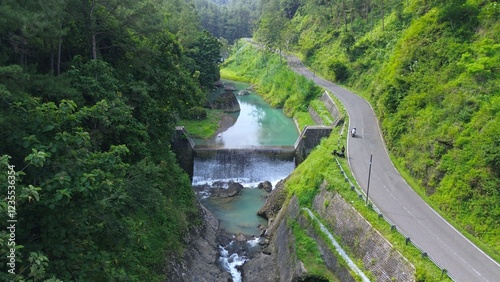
[194,80,299,147]
[193,80,299,236]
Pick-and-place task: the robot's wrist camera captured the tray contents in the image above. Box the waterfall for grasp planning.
[193,149,295,187]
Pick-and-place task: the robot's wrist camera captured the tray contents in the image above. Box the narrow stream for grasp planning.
[303,208,371,282]
[192,80,298,281]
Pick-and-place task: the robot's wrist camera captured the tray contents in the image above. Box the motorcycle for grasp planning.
[351,127,356,137]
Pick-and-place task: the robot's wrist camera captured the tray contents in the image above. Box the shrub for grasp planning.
[184,106,207,120]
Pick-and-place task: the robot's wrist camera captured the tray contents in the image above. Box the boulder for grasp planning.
[241,253,278,282]
[215,272,232,282]
[257,178,288,220]
[238,89,250,96]
[211,91,240,112]
[211,181,243,198]
[257,181,273,193]
[235,233,248,242]
[214,80,224,88]
[224,83,237,91]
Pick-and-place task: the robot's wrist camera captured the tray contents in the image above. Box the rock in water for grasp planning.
[257,181,273,193]
[211,91,240,112]
[238,89,250,96]
[210,181,243,198]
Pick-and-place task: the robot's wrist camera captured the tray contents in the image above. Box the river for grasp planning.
[193,80,299,147]
[192,80,298,280]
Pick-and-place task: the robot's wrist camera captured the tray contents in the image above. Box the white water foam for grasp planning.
[192,154,294,186]
[219,242,247,282]
[247,237,261,247]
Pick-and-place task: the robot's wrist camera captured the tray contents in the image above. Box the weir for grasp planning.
[172,125,333,180]
[193,149,296,187]
[194,146,296,160]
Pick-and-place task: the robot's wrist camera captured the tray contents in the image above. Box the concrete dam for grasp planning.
[171,125,333,180]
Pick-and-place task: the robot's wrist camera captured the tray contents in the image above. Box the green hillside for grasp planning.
[255,0,499,257]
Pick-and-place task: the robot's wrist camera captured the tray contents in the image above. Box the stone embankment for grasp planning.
[308,91,343,126]
[247,180,415,281]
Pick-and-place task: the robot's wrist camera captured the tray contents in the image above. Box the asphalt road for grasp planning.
[286,55,500,281]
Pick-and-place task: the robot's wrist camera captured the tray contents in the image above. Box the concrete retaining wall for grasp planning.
[171,126,195,180]
[308,91,342,127]
[296,211,357,282]
[294,125,333,165]
[272,196,307,282]
[319,91,342,126]
[312,185,416,281]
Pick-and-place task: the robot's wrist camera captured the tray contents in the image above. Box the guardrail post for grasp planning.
[441,269,448,278]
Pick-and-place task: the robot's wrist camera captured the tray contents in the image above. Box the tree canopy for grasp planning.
[194,0,263,43]
[0,0,220,280]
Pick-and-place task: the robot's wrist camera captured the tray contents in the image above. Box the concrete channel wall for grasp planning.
[294,125,332,165]
[171,126,196,180]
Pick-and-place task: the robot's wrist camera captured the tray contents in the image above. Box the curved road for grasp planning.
[287,56,500,281]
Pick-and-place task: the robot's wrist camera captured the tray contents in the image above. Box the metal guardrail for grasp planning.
[333,158,459,282]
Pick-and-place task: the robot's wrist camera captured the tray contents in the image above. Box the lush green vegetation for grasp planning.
[178,109,226,139]
[286,133,453,281]
[255,0,500,258]
[0,0,221,280]
[220,42,445,279]
[221,41,322,130]
[290,220,338,281]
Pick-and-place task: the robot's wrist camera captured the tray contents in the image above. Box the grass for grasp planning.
[310,99,334,125]
[220,68,248,82]
[290,220,339,281]
[177,109,225,139]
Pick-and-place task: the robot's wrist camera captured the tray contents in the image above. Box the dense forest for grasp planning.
[0,0,221,280]
[254,0,499,257]
[194,0,262,43]
[1,0,499,280]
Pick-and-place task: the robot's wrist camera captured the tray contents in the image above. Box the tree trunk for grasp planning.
[92,34,97,60]
[50,41,55,73]
[57,35,62,75]
[90,0,97,60]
